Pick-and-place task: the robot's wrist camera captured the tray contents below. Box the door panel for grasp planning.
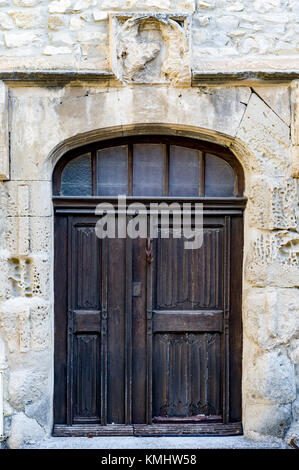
[68,218,102,425]
[150,222,226,423]
[153,332,222,421]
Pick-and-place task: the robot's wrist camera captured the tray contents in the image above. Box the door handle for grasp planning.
[145,237,153,264]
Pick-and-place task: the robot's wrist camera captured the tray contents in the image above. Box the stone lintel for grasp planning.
[0,70,298,87]
[192,71,299,86]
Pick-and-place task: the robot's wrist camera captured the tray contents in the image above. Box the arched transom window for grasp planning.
[53,137,243,198]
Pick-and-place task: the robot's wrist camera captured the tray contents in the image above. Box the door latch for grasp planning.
[145,237,153,264]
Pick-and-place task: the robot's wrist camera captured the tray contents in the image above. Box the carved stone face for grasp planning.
[112,15,191,84]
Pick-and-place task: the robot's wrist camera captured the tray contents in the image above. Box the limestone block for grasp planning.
[30,217,52,255]
[9,368,48,411]
[55,86,250,148]
[18,307,31,352]
[10,11,40,29]
[13,0,41,5]
[252,86,291,126]
[77,31,107,44]
[243,288,299,350]
[4,32,40,48]
[244,349,296,405]
[245,230,299,287]
[72,0,90,11]
[237,93,291,177]
[247,176,297,230]
[197,1,213,8]
[2,181,52,218]
[0,254,10,301]
[93,10,108,22]
[0,82,9,181]
[43,46,72,55]
[0,12,14,30]
[30,304,50,351]
[69,16,83,30]
[9,88,64,181]
[0,299,50,353]
[25,395,51,428]
[30,255,51,299]
[48,0,71,14]
[110,14,191,85]
[49,32,74,46]
[0,249,50,300]
[0,304,18,353]
[291,146,299,178]
[227,2,244,12]
[244,403,292,439]
[48,14,69,30]
[7,412,45,449]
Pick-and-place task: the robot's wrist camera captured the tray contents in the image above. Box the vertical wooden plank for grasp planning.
[229,215,243,422]
[223,216,231,423]
[54,215,68,424]
[164,144,169,196]
[146,232,153,424]
[200,151,205,196]
[125,233,133,424]
[101,237,108,425]
[128,144,133,196]
[107,237,126,424]
[132,237,147,424]
[92,149,97,196]
[67,216,74,426]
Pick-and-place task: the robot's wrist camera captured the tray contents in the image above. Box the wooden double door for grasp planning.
[54,206,243,436]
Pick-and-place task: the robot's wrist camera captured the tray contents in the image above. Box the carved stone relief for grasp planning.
[110,14,191,84]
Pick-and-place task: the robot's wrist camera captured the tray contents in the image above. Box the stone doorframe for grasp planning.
[0,82,298,448]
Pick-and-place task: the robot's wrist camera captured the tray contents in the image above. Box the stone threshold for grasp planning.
[21,436,287,449]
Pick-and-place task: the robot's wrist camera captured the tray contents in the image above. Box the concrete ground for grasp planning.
[23,436,287,449]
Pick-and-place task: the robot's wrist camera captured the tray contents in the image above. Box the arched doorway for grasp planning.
[53,135,246,436]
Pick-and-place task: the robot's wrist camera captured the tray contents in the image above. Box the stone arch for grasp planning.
[45,123,252,189]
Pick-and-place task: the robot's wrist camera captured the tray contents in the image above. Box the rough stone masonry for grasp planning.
[0,0,298,449]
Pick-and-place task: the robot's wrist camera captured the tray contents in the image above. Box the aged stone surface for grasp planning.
[236,92,291,177]
[111,14,191,84]
[7,412,46,449]
[244,403,292,439]
[245,230,299,287]
[247,176,297,230]
[0,1,296,72]
[252,86,291,126]
[245,348,296,404]
[243,288,299,350]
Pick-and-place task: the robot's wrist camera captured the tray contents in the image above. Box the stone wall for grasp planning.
[0,0,297,73]
[0,0,298,450]
[0,80,297,447]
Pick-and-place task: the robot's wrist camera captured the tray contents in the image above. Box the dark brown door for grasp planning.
[54,211,243,435]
